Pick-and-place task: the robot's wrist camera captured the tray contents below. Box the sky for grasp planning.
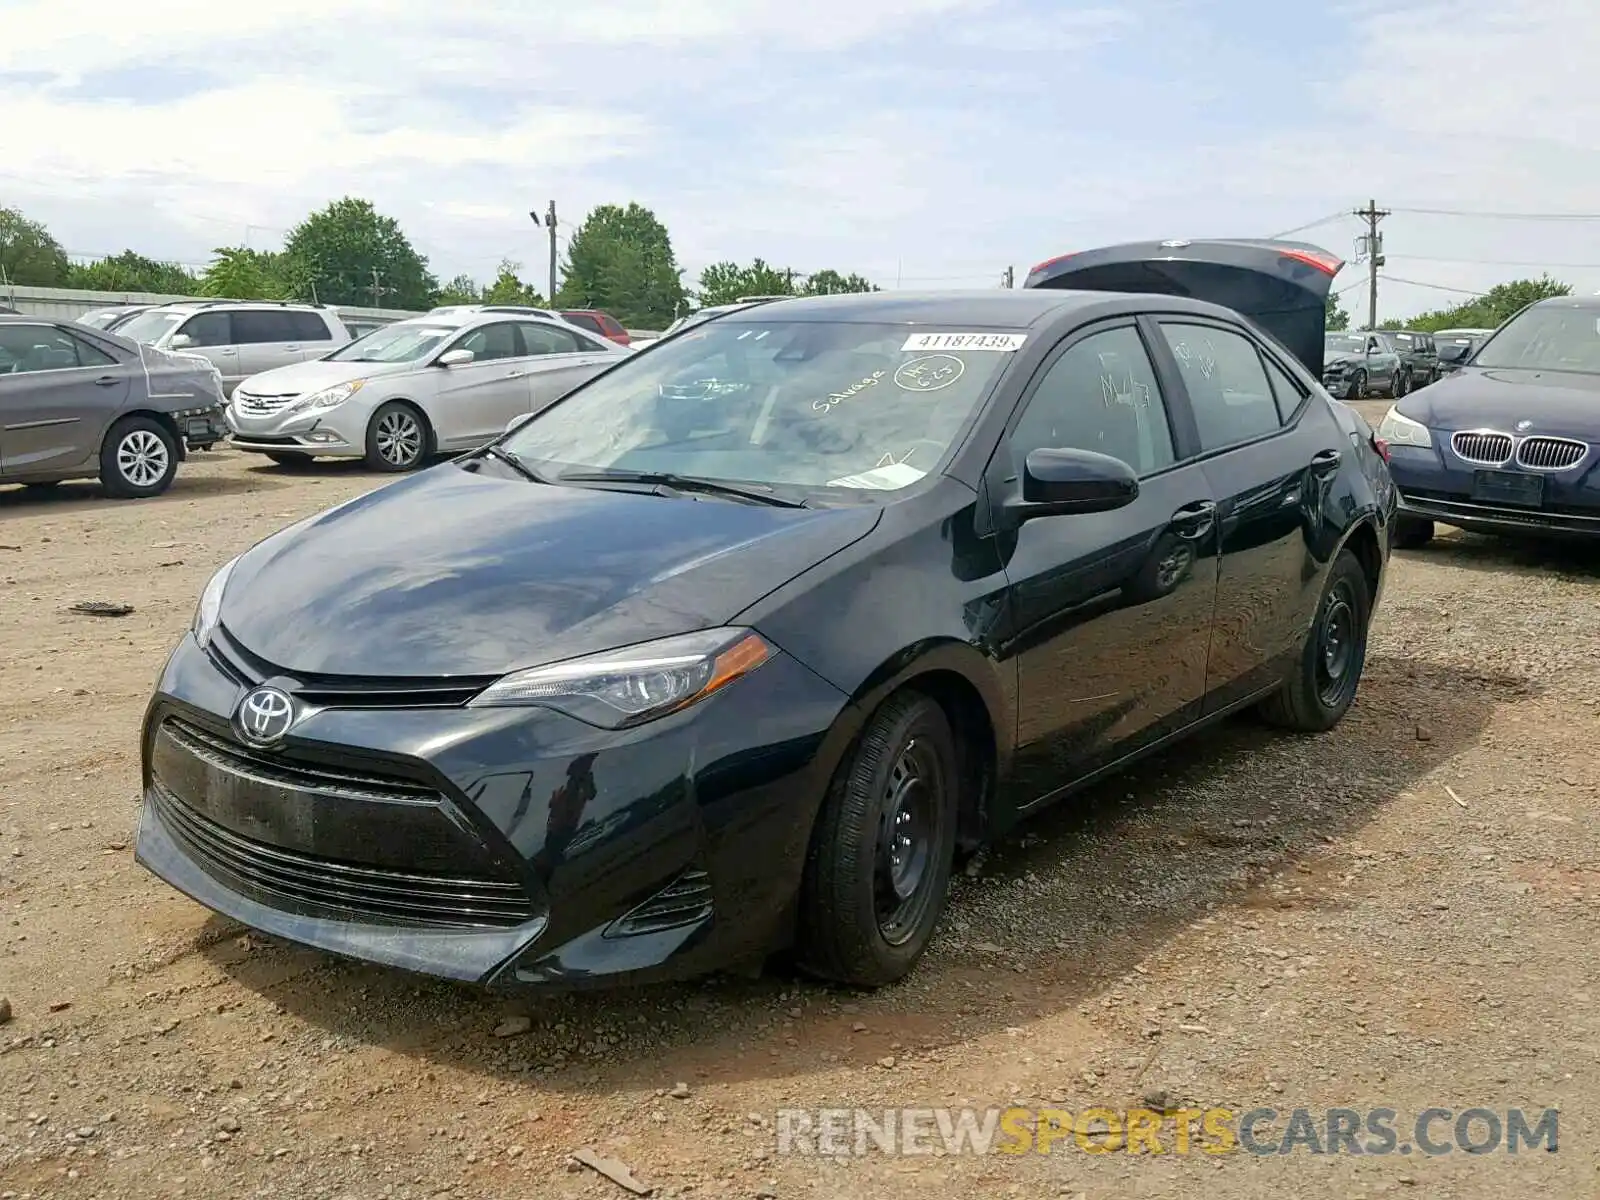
[3,0,1600,322]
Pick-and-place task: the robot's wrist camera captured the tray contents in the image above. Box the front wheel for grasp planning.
[100,416,178,499]
[797,691,959,987]
[1349,369,1368,400]
[1258,548,1371,732]
[363,402,429,472]
[1392,370,1409,399]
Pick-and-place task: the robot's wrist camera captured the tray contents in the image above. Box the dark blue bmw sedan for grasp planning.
[137,239,1394,991]
[1380,296,1600,546]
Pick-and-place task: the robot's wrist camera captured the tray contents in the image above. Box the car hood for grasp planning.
[235,357,418,395]
[1323,350,1363,366]
[219,463,882,678]
[1398,367,1600,437]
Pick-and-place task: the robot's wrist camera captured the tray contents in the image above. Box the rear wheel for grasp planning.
[797,691,959,987]
[99,416,178,499]
[1392,516,1435,549]
[364,402,429,472]
[1258,549,1371,732]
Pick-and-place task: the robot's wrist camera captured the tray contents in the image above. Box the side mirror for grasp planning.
[1008,447,1138,522]
[436,348,475,367]
[169,334,194,349]
[503,411,536,435]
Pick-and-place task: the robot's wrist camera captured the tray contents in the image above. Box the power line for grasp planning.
[1387,253,1600,270]
[1269,211,1350,239]
[1388,206,1600,221]
[1379,274,1484,297]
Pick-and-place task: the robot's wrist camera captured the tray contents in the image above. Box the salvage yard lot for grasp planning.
[2,441,1598,1200]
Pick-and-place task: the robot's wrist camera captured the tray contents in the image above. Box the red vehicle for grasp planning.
[560,310,630,345]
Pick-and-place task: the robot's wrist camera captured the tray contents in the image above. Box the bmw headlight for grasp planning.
[192,556,239,649]
[1376,406,1432,449]
[470,628,772,728]
[287,379,365,414]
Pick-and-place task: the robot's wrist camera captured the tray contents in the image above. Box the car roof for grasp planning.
[0,312,56,324]
[710,288,1219,326]
[1531,295,1600,309]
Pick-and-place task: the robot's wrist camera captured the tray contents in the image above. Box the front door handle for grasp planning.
[506,370,526,378]
[1169,499,1216,540]
[1310,448,1343,477]
[94,375,120,387]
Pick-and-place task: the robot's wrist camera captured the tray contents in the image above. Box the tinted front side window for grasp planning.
[1160,322,1281,451]
[453,322,520,362]
[518,323,584,355]
[1010,326,1175,477]
[232,310,299,344]
[175,312,233,347]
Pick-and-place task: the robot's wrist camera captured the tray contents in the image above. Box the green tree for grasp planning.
[436,273,481,305]
[0,206,71,286]
[481,260,546,306]
[1325,292,1350,331]
[1396,275,1572,332]
[68,250,197,295]
[556,202,687,327]
[199,247,289,300]
[801,269,878,296]
[695,258,796,306]
[282,197,438,310]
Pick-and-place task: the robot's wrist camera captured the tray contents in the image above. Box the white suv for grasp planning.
[114,302,351,393]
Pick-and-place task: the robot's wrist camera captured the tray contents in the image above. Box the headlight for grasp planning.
[1376,407,1432,449]
[192,556,239,649]
[287,379,365,414]
[470,628,772,728]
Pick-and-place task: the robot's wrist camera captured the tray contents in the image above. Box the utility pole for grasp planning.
[1353,198,1389,329]
[540,202,558,303]
[367,269,388,308]
[1001,265,1014,289]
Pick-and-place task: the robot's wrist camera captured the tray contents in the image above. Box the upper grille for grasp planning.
[208,627,493,708]
[233,392,299,415]
[150,782,538,928]
[1451,431,1513,466]
[1515,436,1588,471]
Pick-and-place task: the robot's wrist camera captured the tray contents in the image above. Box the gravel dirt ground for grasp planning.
[2,435,1597,1200]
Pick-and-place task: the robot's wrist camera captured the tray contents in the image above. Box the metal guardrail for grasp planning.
[0,284,422,324]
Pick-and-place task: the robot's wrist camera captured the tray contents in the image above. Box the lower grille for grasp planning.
[151,783,539,928]
[606,869,713,938]
[1515,436,1587,471]
[1451,431,1513,465]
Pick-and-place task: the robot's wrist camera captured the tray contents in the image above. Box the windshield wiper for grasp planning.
[481,444,553,483]
[557,468,807,508]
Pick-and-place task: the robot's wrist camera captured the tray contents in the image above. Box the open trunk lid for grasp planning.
[1023,238,1344,378]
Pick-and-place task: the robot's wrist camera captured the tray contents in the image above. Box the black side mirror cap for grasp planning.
[1006,446,1139,523]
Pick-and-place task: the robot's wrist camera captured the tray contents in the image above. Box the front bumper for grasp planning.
[173,404,227,449]
[136,630,853,988]
[1389,441,1600,539]
[225,402,363,457]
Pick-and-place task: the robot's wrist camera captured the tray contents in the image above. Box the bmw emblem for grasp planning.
[1515,419,1534,432]
[1160,239,1191,249]
[234,685,297,747]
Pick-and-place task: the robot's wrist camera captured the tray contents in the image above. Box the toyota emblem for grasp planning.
[234,686,297,746]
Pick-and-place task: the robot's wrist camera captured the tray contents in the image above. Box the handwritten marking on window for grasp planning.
[1099,372,1152,410]
[812,370,887,414]
[893,354,965,392]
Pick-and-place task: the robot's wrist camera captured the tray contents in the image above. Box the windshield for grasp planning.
[326,322,456,363]
[1473,305,1600,373]
[78,310,123,329]
[502,319,1023,492]
[1326,333,1369,353]
[116,310,185,344]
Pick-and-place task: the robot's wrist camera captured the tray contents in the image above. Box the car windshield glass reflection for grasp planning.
[115,311,185,344]
[1326,333,1369,354]
[328,323,457,363]
[502,320,1023,493]
[1473,306,1600,374]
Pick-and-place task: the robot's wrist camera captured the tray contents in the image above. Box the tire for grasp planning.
[1392,516,1435,550]
[1350,369,1368,400]
[1393,370,1409,399]
[797,691,960,987]
[99,415,178,499]
[264,451,314,468]
[1258,548,1371,733]
[364,402,429,472]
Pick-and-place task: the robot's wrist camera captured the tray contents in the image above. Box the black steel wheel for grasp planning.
[797,691,959,986]
[1258,548,1372,732]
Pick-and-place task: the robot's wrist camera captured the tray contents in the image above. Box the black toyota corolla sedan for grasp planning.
[1379,295,1600,546]
[137,239,1395,991]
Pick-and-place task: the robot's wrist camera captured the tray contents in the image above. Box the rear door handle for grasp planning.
[94,375,120,387]
[506,370,526,378]
[1170,499,1216,540]
[1310,448,1343,477]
